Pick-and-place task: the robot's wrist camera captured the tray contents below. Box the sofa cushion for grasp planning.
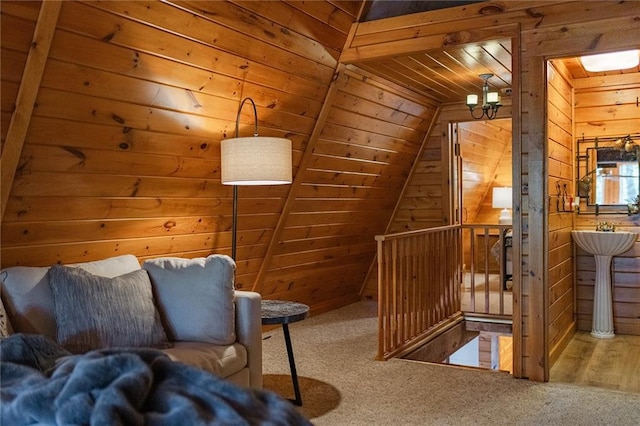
[49,265,169,354]
[143,255,236,345]
[162,341,247,379]
[0,255,141,340]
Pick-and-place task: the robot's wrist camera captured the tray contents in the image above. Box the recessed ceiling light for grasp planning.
[580,50,639,72]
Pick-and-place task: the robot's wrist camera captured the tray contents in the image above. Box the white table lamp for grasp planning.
[492,187,512,225]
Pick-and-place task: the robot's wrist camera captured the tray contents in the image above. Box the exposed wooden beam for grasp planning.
[340,24,519,64]
[510,28,523,380]
[251,64,346,294]
[525,53,549,383]
[1,0,61,221]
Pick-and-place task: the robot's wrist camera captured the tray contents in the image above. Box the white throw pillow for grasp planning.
[143,255,236,345]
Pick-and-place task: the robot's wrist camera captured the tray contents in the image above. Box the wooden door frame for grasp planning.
[442,109,522,378]
[341,16,526,376]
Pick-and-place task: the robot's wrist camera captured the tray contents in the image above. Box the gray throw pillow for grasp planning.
[49,265,169,354]
[143,255,236,345]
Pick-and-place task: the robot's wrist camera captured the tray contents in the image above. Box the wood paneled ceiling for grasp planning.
[355,38,513,104]
[351,42,639,105]
[350,1,639,105]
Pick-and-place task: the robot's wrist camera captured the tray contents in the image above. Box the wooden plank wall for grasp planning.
[390,110,446,232]
[521,2,640,380]
[1,0,441,316]
[1,0,432,319]
[360,104,496,299]
[573,73,640,336]
[546,60,575,366]
[257,66,438,312]
[2,0,349,278]
[391,104,512,236]
[360,106,511,299]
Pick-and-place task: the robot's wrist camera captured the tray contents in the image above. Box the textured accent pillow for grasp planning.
[0,254,142,340]
[49,265,169,354]
[143,255,236,345]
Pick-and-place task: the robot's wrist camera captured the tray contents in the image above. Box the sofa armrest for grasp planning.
[234,290,262,389]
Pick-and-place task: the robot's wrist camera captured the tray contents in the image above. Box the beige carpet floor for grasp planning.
[262,301,640,425]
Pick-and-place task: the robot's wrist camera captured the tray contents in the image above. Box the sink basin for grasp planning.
[571,230,637,339]
[571,230,636,256]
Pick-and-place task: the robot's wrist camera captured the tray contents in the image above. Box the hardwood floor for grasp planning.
[460,273,640,394]
[404,322,640,394]
[549,331,640,393]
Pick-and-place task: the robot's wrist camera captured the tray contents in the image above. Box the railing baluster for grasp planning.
[421,233,428,331]
[470,228,476,312]
[399,239,404,345]
[483,228,490,314]
[410,236,417,340]
[498,229,505,315]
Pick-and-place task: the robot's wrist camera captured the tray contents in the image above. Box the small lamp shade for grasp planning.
[486,91,500,105]
[221,136,292,185]
[492,187,512,225]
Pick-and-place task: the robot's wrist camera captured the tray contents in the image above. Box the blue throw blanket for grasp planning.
[1,334,311,425]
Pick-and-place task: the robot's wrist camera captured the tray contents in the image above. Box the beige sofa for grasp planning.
[0,254,262,389]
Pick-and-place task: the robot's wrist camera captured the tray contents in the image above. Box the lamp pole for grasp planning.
[230,98,259,260]
[232,184,238,260]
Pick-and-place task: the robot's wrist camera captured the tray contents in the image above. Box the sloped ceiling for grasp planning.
[0,1,437,314]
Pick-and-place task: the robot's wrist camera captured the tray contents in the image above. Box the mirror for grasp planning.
[588,148,639,205]
[577,136,640,211]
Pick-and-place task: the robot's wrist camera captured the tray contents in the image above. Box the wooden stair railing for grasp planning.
[375,225,462,360]
[375,224,513,360]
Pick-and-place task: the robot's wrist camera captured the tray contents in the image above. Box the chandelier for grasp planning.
[466,73,502,120]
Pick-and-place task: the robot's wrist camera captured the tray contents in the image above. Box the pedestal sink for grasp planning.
[571,230,637,339]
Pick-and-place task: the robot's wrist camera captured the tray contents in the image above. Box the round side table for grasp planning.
[261,300,309,406]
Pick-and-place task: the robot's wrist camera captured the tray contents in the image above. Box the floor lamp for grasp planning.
[220,97,292,260]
